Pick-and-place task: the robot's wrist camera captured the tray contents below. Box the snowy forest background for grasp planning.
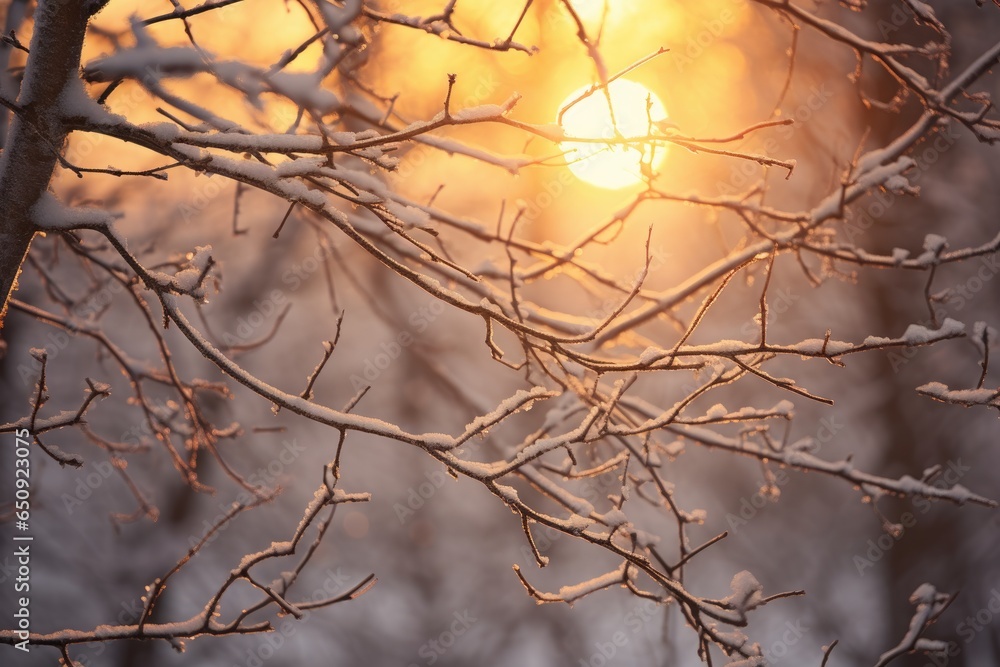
[1,0,1000,665]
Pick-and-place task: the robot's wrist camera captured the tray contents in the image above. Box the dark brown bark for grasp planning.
[0,0,94,327]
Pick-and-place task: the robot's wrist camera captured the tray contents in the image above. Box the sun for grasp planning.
[558,79,669,190]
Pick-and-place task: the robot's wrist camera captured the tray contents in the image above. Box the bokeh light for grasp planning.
[558,79,668,189]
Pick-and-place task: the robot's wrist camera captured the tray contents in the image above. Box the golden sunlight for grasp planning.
[558,79,668,190]
[565,0,612,21]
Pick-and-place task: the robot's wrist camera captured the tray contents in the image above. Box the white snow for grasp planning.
[924,234,948,252]
[724,570,764,613]
[910,582,941,605]
[316,0,362,34]
[901,318,964,344]
[415,134,526,174]
[639,346,665,365]
[774,399,795,416]
[862,335,894,346]
[143,122,181,142]
[31,193,116,230]
[451,104,507,121]
[907,0,938,22]
[495,484,520,504]
[385,200,432,229]
[917,382,999,407]
[632,529,660,547]
[330,131,359,145]
[916,233,949,265]
[811,156,915,223]
[276,156,328,178]
[883,173,916,194]
[683,508,707,524]
[172,268,201,293]
[267,71,341,114]
[86,45,206,81]
[523,122,566,142]
[520,465,594,517]
[334,166,387,198]
[785,337,854,356]
[171,246,213,297]
[172,130,325,152]
[662,440,685,457]
[554,565,626,603]
[564,514,594,534]
[58,76,118,124]
[705,403,728,419]
[598,508,628,528]
[460,387,551,438]
[972,321,998,354]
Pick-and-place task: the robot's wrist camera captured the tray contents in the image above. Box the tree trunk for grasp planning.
[0,0,32,149]
[0,0,95,326]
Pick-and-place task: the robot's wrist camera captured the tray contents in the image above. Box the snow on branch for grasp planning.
[5,1,1000,663]
[917,382,1000,411]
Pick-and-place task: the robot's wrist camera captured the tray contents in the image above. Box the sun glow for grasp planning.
[558,79,669,190]
[565,0,613,21]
